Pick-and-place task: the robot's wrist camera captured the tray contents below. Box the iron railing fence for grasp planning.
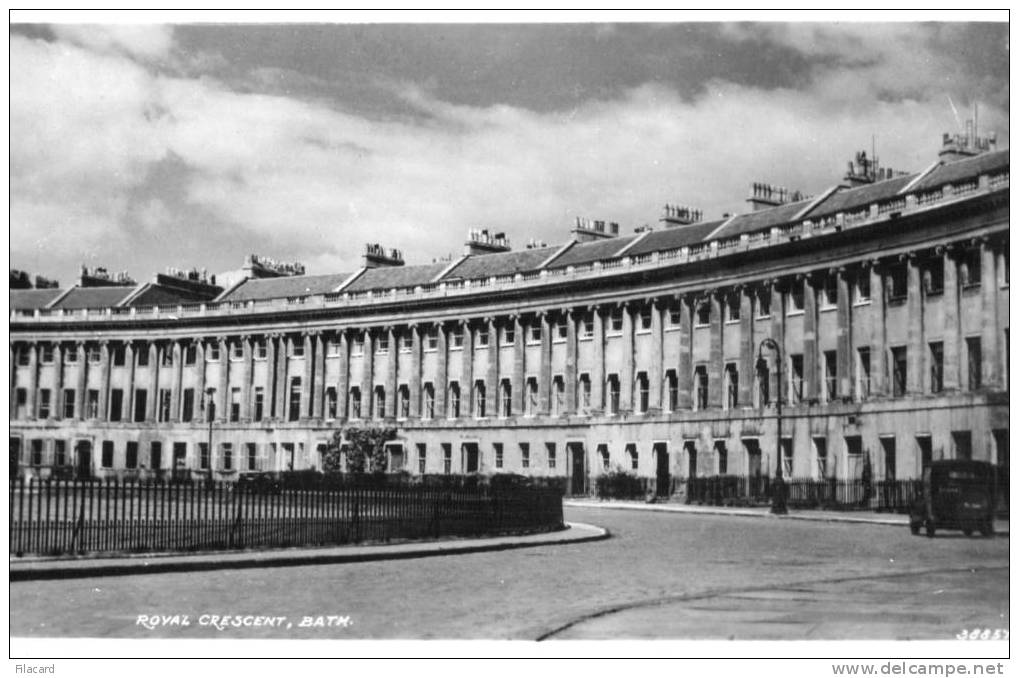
[9,477,564,557]
[683,476,926,512]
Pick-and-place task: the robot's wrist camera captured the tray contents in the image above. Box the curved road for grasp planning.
[10,506,1008,640]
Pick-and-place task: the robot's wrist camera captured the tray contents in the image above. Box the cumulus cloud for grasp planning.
[51,24,174,60]
[9,23,1009,283]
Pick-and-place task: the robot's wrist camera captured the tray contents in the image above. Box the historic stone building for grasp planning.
[9,131,1009,496]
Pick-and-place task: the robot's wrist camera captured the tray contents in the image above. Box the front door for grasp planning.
[388,444,404,472]
[75,440,92,480]
[568,443,586,496]
[10,437,21,480]
[173,442,188,481]
[464,443,479,473]
[654,443,670,497]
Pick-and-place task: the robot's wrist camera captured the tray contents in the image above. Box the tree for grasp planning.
[323,425,398,475]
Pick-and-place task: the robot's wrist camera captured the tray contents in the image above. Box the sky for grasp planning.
[9,17,1010,285]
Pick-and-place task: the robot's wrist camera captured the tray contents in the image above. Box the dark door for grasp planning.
[569,443,586,496]
[464,443,479,473]
[173,442,188,481]
[10,437,22,480]
[389,444,404,472]
[654,443,670,497]
[75,440,92,479]
[685,441,697,478]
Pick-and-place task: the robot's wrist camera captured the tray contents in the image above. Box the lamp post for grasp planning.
[205,387,216,481]
[757,338,788,515]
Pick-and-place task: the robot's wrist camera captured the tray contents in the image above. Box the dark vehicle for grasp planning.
[909,460,996,538]
[236,472,283,495]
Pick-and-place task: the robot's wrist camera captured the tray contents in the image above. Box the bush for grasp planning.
[596,469,645,500]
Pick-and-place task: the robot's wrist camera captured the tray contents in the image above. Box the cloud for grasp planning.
[51,24,174,60]
[9,24,1009,284]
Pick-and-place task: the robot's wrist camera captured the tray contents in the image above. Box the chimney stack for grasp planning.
[464,228,512,255]
[571,217,620,242]
[659,204,703,228]
[362,243,405,268]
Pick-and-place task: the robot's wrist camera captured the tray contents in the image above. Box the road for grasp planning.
[9,506,1009,641]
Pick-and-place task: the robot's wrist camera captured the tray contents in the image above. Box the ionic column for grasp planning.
[564,310,578,414]
[146,342,159,421]
[768,280,784,404]
[386,327,397,418]
[300,332,313,419]
[361,330,374,418]
[25,342,38,419]
[409,325,422,418]
[538,312,551,415]
[313,332,325,419]
[435,323,448,419]
[8,344,15,419]
[905,253,923,394]
[646,299,663,411]
[869,262,887,396]
[54,344,65,421]
[512,315,525,413]
[980,237,1001,389]
[336,331,350,421]
[170,341,183,421]
[487,317,499,415]
[802,274,819,401]
[75,340,87,420]
[836,267,852,398]
[240,335,252,420]
[676,295,693,410]
[125,342,137,422]
[461,320,474,416]
[707,292,723,408]
[738,286,754,407]
[941,248,960,391]
[591,306,605,411]
[620,303,634,411]
[274,335,288,420]
[217,337,228,421]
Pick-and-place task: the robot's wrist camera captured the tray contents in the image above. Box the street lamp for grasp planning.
[206,387,216,480]
[757,338,788,515]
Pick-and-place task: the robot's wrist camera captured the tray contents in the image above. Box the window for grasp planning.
[350,387,362,418]
[854,269,871,303]
[787,283,804,312]
[88,344,101,363]
[781,438,793,477]
[500,379,512,417]
[423,383,435,419]
[639,307,652,331]
[727,297,740,321]
[253,387,264,422]
[756,360,770,406]
[857,347,872,399]
[101,441,114,468]
[891,346,907,397]
[494,443,504,469]
[289,378,302,421]
[158,389,172,422]
[607,374,620,414]
[123,441,137,469]
[400,333,413,352]
[417,443,427,474]
[450,327,464,349]
[666,370,678,411]
[822,275,838,308]
[38,389,51,419]
[824,351,837,401]
[929,342,944,393]
[551,376,565,415]
[694,366,708,410]
[326,387,338,419]
[529,322,542,343]
[952,431,972,460]
[62,389,75,419]
[582,313,595,338]
[203,388,215,421]
[247,443,257,471]
[425,329,438,351]
[54,440,67,467]
[41,343,54,364]
[887,262,907,301]
[580,373,592,411]
[31,439,43,466]
[503,324,516,344]
[221,443,233,471]
[327,337,341,356]
[757,289,771,317]
[184,344,197,365]
[960,249,981,288]
[376,334,388,353]
[790,354,804,403]
[610,307,624,332]
[556,316,569,339]
[715,440,728,475]
[443,443,453,474]
[814,437,828,477]
[86,390,99,419]
[133,389,148,422]
[150,442,162,471]
[724,363,738,409]
[207,342,220,361]
[627,444,638,471]
[161,345,173,367]
[374,385,386,419]
[448,382,461,419]
[599,444,610,471]
[181,388,194,422]
[398,385,410,419]
[519,443,531,469]
[254,339,267,360]
[922,258,944,296]
[15,346,29,367]
[230,388,241,422]
[231,341,244,360]
[667,307,682,327]
[546,442,556,469]
[474,380,487,418]
[199,443,210,470]
[66,344,79,364]
[292,339,306,357]
[351,336,364,356]
[636,372,649,413]
[476,327,489,348]
[696,302,711,326]
[966,337,982,390]
[526,378,538,417]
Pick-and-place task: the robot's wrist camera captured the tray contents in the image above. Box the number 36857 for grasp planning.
[957,629,1008,640]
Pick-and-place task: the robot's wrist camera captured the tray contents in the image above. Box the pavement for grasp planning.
[8,521,609,582]
[564,498,1010,533]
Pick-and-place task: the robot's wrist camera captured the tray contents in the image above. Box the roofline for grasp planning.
[43,286,75,309]
[118,282,151,307]
[793,184,843,221]
[539,239,578,269]
[334,268,368,292]
[703,214,740,241]
[433,255,469,282]
[213,276,250,303]
[614,230,653,257]
[898,159,944,194]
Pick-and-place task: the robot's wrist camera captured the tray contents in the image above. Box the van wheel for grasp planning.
[926,523,936,538]
[909,521,920,535]
[979,521,993,537]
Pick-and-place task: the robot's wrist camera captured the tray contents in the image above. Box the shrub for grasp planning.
[596,469,645,500]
